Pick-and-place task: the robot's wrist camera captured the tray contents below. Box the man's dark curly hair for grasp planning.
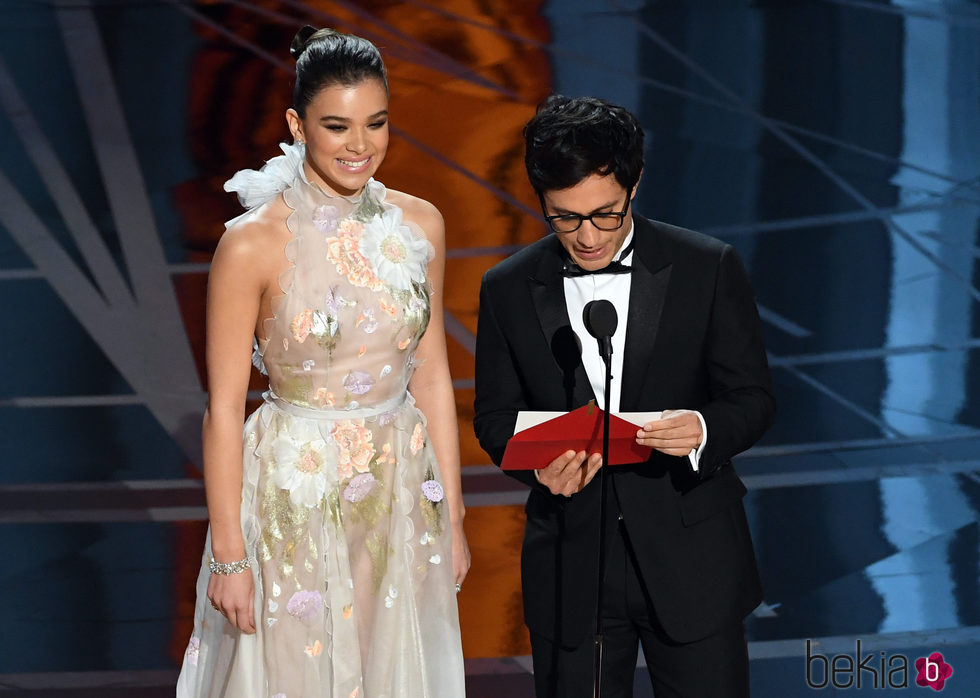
[524,95,644,195]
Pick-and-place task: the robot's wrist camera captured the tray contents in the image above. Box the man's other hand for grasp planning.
[635,409,703,456]
[535,450,602,497]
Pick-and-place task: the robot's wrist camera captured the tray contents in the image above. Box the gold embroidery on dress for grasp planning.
[327,489,343,529]
[282,539,297,578]
[311,311,340,352]
[261,474,314,578]
[365,531,390,592]
[347,483,391,529]
[277,365,313,405]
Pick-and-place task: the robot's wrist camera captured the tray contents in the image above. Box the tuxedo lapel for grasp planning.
[528,239,595,411]
[621,218,672,411]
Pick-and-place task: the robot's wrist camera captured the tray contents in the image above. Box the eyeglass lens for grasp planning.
[551,213,624,233]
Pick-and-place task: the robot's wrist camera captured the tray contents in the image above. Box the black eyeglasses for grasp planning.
[541,196,630,234]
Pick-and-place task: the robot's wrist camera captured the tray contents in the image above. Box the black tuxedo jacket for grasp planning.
[473,215,776,646]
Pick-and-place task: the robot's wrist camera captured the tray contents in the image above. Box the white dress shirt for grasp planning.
[562,222,707,471]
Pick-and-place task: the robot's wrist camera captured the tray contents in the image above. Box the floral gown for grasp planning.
[177,144,465,698]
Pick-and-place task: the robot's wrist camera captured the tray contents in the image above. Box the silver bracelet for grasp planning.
[208,556,251,575]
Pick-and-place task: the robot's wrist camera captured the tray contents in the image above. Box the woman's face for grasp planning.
[288,78,389,197]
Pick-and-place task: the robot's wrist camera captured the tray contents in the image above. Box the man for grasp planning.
[473,95,776,697]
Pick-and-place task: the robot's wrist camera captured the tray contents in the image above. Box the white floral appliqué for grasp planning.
[359,207,432,292]
[184,637,200,666]
[272,421,329,508]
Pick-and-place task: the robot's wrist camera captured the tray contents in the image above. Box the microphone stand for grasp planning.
[592,335,613,698]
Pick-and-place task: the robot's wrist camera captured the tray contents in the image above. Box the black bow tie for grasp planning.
[561,260,632,277]
[561,239,634,277]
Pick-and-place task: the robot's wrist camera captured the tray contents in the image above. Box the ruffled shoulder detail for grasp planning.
[224,142,305,211]
[251,336,268,376]
[364,178,386,204]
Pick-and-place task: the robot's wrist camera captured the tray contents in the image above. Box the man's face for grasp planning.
[540,173,634,271]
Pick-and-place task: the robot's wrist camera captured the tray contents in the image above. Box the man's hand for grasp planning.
[635,409,702,456]
[535,450,602,497]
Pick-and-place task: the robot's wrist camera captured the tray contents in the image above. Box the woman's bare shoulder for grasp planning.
[213,195,292,271]
[210,196,292,288]
[385,188,443,239]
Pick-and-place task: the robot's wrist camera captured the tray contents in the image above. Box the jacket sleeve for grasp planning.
[696,245,776,476]
[473,273,548,491]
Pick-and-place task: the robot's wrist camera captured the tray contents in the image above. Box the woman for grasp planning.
[177,26,469,697]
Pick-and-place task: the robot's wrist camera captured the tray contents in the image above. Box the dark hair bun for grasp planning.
[290,28,388,116]
[290,25,319,61]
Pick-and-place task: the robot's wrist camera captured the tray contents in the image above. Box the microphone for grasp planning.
[581,302,617,697]
[583,299,618,364]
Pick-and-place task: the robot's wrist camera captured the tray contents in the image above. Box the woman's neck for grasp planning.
[302,160,364,200]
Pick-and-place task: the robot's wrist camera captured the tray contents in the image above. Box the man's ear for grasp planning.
[630,169,643,200]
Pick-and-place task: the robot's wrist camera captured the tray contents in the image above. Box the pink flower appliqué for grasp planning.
[915,652,953,691]
[313,387,335,407]
[421,479,444,503]
[378,299,397,318]
[333,421,375,479]
[290,309,314,342]
[344,472,377,502]
[376,442,394,465]
[287,589,323,623]
[338,218,364,238]
[326,219,380,289]
[410,422,425,455]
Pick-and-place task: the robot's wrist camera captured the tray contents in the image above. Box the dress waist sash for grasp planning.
[263,390,408,420]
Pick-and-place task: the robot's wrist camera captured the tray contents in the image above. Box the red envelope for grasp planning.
[501,404,654,470]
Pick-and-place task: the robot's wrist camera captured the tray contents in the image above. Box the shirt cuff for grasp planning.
[687,410,708,473]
